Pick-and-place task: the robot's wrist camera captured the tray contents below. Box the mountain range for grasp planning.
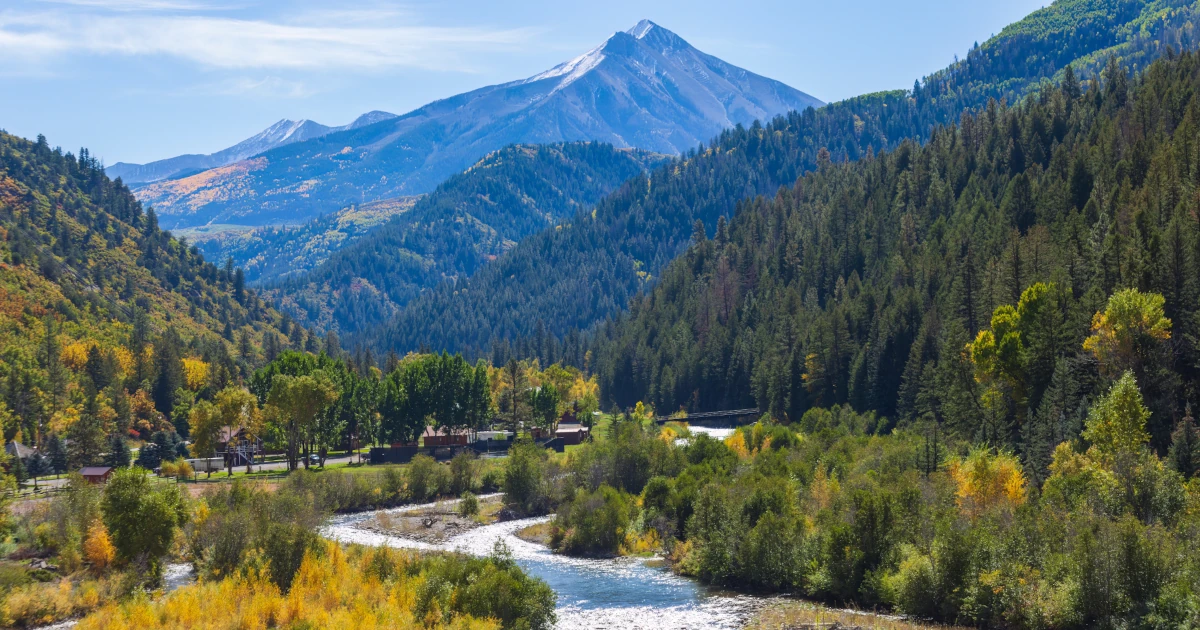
[367,0,1200,358]
[131,20,822,229]
[105,111,397,186]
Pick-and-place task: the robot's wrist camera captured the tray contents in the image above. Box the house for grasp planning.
[555,423,590,446]
[4,441,34,461]
[218,426,263,467]
[79,466,114,484]
[422,426,470,447]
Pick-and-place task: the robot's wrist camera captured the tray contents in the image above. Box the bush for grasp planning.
[480,466,503,493]
[263,522,320,591]
[82,521,116,572]
[450,452,479,495]
[101,467,187,579]
[415,543,556,630]
[551,485,634,556]
[503,441,550,515]
[459,491,480,518]
[382,466,404,499]
[159,460,178,478]
[406,454,449,502]
[175,460,194,480]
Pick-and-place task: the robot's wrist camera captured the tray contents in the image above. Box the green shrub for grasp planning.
[503,441,550,515]
[449,452,479,495]
[458,492,480,518]
[382,466,405,499]
[551,485,634,556]
[414,543,556,630]
[406,455,448,502]
[480,466,503,493]
[101,467,187,579]
[263,522,320,592]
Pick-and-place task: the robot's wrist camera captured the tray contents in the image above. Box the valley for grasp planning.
[5,1,1200,629]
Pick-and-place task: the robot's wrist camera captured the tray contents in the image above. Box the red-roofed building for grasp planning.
[79,466,114,484]
[422,426,470,447]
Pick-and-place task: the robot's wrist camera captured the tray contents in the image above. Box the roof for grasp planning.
[79,466,113,476]
[5,441,34,459]
[422,426,470,437]
[556,424,588,433]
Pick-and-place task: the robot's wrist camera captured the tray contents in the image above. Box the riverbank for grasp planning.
[745,600,973,630]
[514,521,553,546]
[353,495,503,544]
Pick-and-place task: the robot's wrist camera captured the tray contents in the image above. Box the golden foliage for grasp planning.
[622,526,661,555]
[74,543,501,630]
[181,358,210,391]
[49,405,81,435]
[947,447,1027,519]
[725,430,751,459]
[62,341,92,371]
[1083,288,1171,374]
[809,464,840,512]
[83,521,116,572]
[111,346,134,376]
[1,576,121,628]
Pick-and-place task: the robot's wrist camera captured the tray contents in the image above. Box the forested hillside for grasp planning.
[596,52,1200,463]
[268,143,667,335]
[0,130,305,462]
[183,195,417,285]
[515,51,1200,630]
[373,0,1200,359]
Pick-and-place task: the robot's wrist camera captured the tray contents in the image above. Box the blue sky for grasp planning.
[0,0,1047,165]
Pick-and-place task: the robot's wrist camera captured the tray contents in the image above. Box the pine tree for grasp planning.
[916,418,944,478]
[46,435,68,475]
[1169,406,1200,479]
[152,328,185,416]
[104,433,131,469]
[10,453,26,484]
[40,315,65,409]
[68,395,107,469]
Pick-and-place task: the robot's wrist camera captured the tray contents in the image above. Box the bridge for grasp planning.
[654,408,760,424]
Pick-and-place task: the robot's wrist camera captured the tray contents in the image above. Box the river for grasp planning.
[323,496,769,629]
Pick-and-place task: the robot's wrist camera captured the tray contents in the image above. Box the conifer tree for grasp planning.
[104,433,131,469]
[46,435,68,475]
[1169,406,1200,479]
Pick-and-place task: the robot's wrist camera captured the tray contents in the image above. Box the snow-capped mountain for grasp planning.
[137,20,823,228]
[106,110,396,185]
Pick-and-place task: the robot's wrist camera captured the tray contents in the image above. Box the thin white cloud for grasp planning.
[38,0,220,10]
[202,76,315,98]
[0,8,533,72]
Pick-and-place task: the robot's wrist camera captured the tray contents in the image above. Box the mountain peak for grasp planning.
[626,19,658,39]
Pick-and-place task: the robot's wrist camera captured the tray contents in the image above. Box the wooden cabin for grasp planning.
[79,466,114,484]
[555,423,590,446]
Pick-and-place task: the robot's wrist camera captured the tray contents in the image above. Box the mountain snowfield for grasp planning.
[134,20,823,229]
[105,111,397,185]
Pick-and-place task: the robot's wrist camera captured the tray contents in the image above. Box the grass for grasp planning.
[158,460,408,485]
[745,601,973,630]
[514,521,552,546]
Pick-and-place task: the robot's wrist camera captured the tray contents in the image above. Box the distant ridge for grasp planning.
[105,110,396,186]
[134,20,823,228]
